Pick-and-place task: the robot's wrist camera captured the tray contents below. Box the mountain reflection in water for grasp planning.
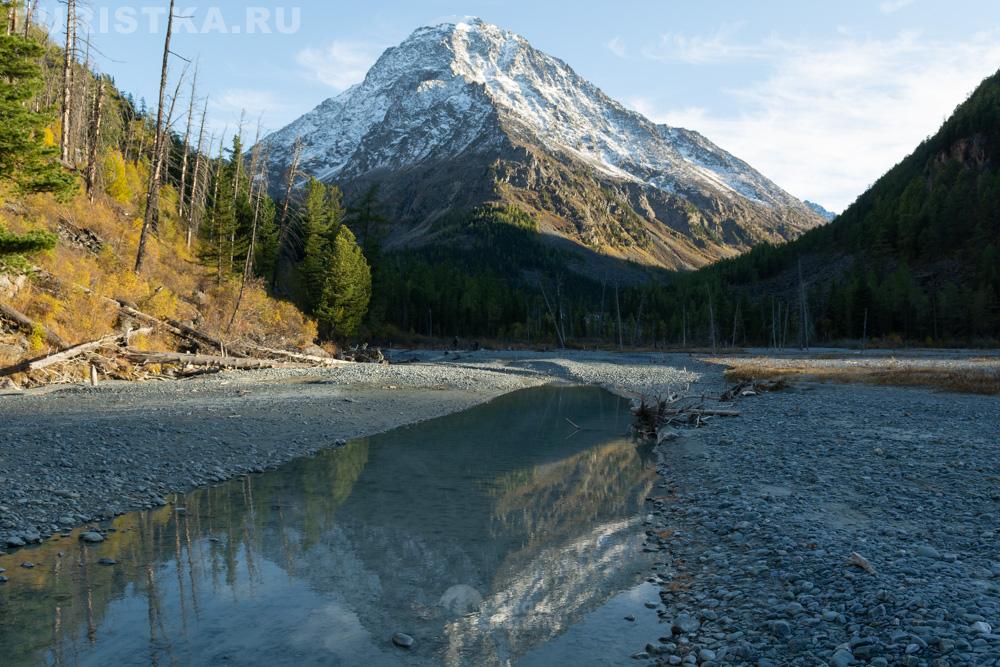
[0,386,658,666]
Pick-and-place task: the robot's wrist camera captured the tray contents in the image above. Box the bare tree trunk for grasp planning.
[178,63,198,218]
[59,0,75,164]
[614,281,623,349]
[798,258,809,350]
[85,79,104,201]
[23,0,35,38]
[272,136,303,290]
[186,105,209,248]
[226,181,263,334]
[707,286,717,352]
[632,290,645,346]
[682,303,687,348]
[539,278,565,348]
[731,301,741,348]
[246,117,263,200]
[134,0,176,273]
[6,0,17,35]
[211,136,225,285]
[74,32,90,163]
[861,308,868,353]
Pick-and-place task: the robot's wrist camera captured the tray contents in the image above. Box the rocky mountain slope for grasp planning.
[261,18,824,271]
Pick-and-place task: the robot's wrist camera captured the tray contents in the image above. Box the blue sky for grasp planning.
[35,0,1000,211]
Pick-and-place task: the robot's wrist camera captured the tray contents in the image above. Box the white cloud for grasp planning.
[880,0,915,14]
[606,36,627,58]
[634,29,1000,211]
[641,23,765,64]
[296,40,384,91]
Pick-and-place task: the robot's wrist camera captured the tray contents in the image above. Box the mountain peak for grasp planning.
[261,20,824,271]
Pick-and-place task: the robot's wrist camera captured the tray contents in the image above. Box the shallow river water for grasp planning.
[0,386,662,666]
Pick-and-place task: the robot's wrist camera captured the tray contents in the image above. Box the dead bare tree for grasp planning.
[632,290,646,347]
[539,276,566,348]
[798,258,810,350]
[134,0,177,273]
[731,301,741,348]
[177,61,199,219]
[22,0,35,38]
[707,286,717,352]
[5,0,17,34]
[59,0,76,164]
[226,164,266,334]
[186,101,209,248]
[682,303,688,348]
[85,77,104,201]
[271,136,303,289]
[614,281,623,349]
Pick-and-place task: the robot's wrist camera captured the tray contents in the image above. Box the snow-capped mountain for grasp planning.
[261,18,824,271]
[804,200,837,221]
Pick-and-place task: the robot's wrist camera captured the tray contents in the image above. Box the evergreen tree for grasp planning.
[0,24,74,196]
[253,196,279,281]
[0,224,56,271]
[299,178,342,311]
[297,178,371,338]
[315,225,371,338]
[200,168,237,282]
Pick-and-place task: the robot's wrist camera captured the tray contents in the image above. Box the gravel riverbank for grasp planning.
[0,350,705,551]
[639,377,1000,666]
[2,349,997,666]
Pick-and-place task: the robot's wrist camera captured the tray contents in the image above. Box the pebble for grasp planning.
[915,545,941,559]
[971,621,992,635]
[80,532,105,543]
[830,648,853,667]
[672,613,700,634]
[391,632,414,649]
[97,558,117,566]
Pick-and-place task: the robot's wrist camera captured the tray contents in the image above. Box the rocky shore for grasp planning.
[2,349,997,665]
[637,378,1000,665]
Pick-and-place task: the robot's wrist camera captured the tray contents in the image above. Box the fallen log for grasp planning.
[113,299,248,358]
[663,407,741,418]
[244,344,346,366]
[0,302,66,348]
[124,350,312,370]
[0,328,153,378]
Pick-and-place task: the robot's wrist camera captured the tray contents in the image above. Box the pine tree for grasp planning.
[297,178,371,338]
[0,24,74,195]
[200,168,237,284]
[299,178,341,310]
[315,225,371,338]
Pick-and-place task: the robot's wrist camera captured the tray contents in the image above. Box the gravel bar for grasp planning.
[2,349,998,667]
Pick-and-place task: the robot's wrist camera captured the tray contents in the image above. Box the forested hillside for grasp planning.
[3,0,995,357]
[0,1,373,379]
[667,68,1000,347]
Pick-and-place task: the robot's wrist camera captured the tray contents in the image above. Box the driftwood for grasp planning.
[720,378,790,401]
[339,343,386,364]
[0,328,153,378]
[124,350,313,370]
[633,389,742,442]
[848,551,877,575]
[244,344,344,366]
[113,299,248,358]
[0,302,66,348]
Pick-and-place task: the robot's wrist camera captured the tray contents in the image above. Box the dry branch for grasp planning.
[124,350,311,370]
[0,328,150,378]
[0,302,66,348]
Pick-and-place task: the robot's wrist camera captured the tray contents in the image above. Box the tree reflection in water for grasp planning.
[0,386,658,666]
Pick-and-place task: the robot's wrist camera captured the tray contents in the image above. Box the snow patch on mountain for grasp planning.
[261,18,815,220]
